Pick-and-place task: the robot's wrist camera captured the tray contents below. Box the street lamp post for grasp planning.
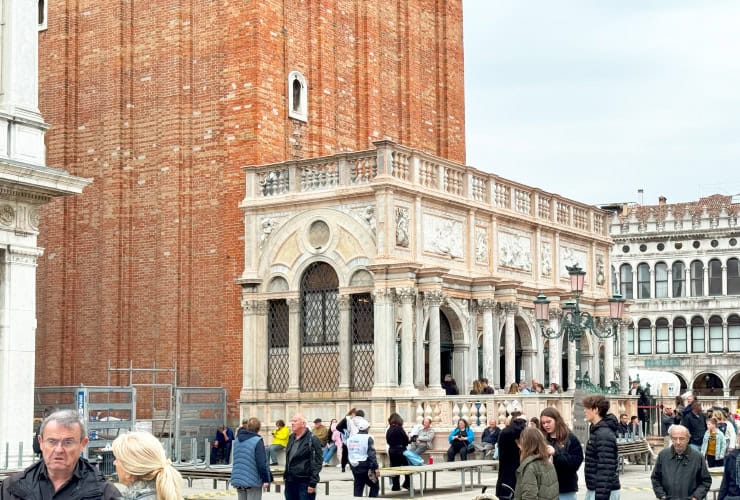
[533,264,626,389]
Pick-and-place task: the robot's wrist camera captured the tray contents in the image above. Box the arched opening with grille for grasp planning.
[300,262,340,391]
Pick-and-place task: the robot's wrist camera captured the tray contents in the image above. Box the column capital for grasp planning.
[372,288,393,303]
[395,287,417,304]
[502,301,518,315]
[287,297,301,310]
[241,298,268,314]
[477,298,496,311]
[549,307,563,320]
[337,294,350,311]
[423,290,445,307]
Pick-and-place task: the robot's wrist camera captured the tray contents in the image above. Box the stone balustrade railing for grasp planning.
[244,140,608,237]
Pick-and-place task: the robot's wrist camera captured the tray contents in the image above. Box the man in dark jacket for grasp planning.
[495,413,527,498]
[284,414,323,500]
[683,401,707,452]
[583,395,620,500]
[651,424,711,500]
[230,417,272,497]
[719,446,740,500]
[1,409,120,500]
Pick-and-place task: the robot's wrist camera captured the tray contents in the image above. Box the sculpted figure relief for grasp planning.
[559,245,587,277]
[540,241,552,277]
[475,227,488,264]
[498,232,531,272]
[396,207,410,247]
[422,214,463,258]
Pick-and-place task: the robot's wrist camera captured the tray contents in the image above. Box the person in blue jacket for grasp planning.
[447,418,474,461]
[231,418,272,500]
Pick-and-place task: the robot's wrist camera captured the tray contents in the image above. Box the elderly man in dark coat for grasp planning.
[651,424,711,500]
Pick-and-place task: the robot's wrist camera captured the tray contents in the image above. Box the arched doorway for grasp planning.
[729,372,740,397]
[670,372,689,395]
[424,310,454,386]
[692,372,723,397]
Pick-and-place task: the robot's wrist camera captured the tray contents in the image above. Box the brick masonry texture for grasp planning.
[36,0,465,415]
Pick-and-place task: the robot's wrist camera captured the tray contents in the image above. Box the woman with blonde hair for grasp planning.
[112,431,182,500]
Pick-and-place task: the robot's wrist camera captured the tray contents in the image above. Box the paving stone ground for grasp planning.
[182,463,724,499]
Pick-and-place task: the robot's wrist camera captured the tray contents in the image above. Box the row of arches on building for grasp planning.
[616,257,740,299]
[625,315,740,355]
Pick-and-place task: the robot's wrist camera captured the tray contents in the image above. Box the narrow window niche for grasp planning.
[288,70,308,122]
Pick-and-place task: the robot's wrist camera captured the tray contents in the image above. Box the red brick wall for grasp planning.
[36,0,465,415]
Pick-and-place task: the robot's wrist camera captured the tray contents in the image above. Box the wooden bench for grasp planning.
[379,459,498,498]
[175,466,232,489]
[617,439,654,473]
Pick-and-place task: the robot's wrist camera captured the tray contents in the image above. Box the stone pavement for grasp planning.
[181,463,724,499]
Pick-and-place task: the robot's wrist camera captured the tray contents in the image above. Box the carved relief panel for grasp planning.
[422,213,463,258]
[559,244,587,278]
[497,229,532,272]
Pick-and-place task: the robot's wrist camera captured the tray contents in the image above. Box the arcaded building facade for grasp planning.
[610,195,740,397]
[238,140,616,420]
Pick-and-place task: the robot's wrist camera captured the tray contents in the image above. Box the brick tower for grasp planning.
[36,0,465,413]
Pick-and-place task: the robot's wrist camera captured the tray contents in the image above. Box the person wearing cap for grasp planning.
[347,417,380,497]
[284,414,323,500]
[312,418,329,447]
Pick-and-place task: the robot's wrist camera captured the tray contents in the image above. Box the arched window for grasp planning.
[638,319,652,354]
[672,261,686,297]
[728,258,740,295]
[300,262,339,391]
[691,316,705,353]
[709,315,723,352]
[708,259,722,296]
[620,264,633,299]
[656,318,669,354]
[627,325,635,354]
[637,263,651,299]
[729,315,740,352]
[690,260,704,296]
[673,317,687,353]
[288,70,308,122]
[655,262,668,298]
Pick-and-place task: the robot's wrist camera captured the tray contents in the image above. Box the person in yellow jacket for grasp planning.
[268,419,290,465]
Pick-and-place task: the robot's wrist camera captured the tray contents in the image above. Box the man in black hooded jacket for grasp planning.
[583,395,620,500]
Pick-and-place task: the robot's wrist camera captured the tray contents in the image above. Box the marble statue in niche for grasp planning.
[540,241,552,277]
[475,227,488,264]
[396,207,409,247]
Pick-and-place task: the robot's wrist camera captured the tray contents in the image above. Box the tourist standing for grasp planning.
[540,407,583,500]
[583,395,620,500]
[283,414,323,500]
[513,427,559,500]
[347,417,380,497]
[231,418,272,500]
[386,413,410,490]
[496,413,528,498]
[651,424,711,500]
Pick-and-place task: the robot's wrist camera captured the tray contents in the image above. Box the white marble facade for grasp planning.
[238,141,615,416]
[0,1,89,462]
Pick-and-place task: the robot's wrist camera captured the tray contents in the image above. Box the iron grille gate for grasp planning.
[301,262,340,391]
[268,299,289,392]
[351,293,374,390]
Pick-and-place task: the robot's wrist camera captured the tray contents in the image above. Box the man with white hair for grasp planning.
[1,409,120,499]
[283,414,323,500]
[651,424,711,500]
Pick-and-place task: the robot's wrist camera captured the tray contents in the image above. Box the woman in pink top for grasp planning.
[322,418,344,465]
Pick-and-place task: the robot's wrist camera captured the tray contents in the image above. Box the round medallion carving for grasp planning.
[0,205,15,226]
[29,208,40,230]
[308,220,330,249]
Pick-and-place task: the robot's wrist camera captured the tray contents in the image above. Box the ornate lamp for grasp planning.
[534,264,625,343]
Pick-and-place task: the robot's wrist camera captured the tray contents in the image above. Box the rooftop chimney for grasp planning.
[638,189,644,205]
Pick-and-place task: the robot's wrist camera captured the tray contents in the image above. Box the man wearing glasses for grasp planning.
[1,409,120,499]
[651,424,711,500]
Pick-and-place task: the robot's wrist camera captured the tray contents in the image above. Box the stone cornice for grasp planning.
[0,159,91,199]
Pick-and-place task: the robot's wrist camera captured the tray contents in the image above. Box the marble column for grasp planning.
[479,299,496,384]
[503,302,517,386]
[604,335,615,388]
[548,309,561,384]
[287,298,301,392]
[373,289,396,390]
[568,338,577,391]
[619,322,629,393]
[240,296,257,392]
[397,288,417,389]
[254,301,269,392]
[338,295,351,389]
[425,291,445,390]
[0,246,43,464]
[493,311,501,390]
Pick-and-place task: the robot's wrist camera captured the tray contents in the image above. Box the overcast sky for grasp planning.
[463,1,740,206]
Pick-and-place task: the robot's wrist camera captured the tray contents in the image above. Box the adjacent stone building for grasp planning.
[609,195,740,397]
[0,1,88,459]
